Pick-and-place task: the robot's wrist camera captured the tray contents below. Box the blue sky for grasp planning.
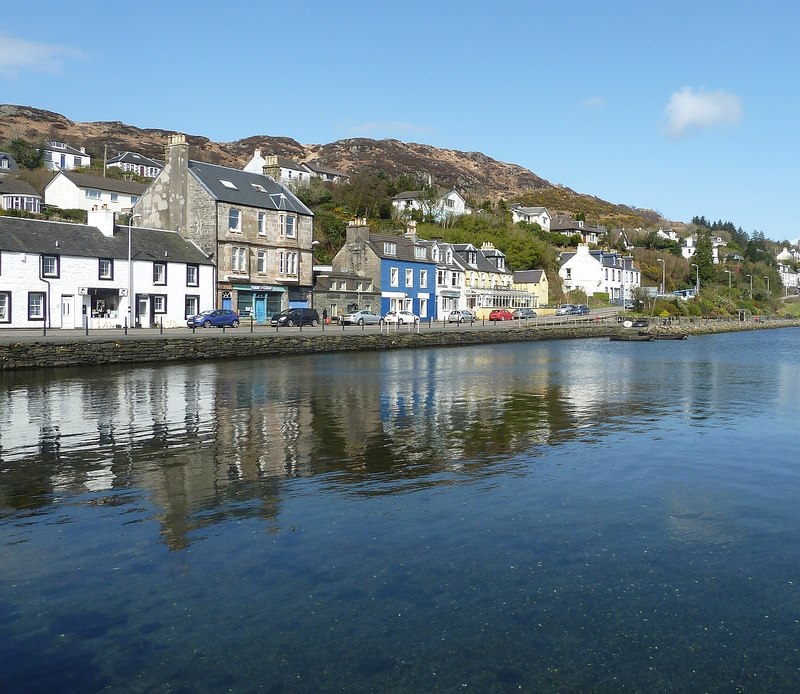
[2,1,797,241]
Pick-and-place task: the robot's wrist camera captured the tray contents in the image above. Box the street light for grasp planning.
[724,269,732,288]
[746,274,753,297]
[764,276,770,295]
[128,213,142,328]
[691,262,699,296]
[656,258,665,295]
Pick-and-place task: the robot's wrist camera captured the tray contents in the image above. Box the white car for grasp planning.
[447,309,475,323]
[383,310,419,325]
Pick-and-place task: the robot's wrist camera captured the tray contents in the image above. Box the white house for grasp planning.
[510,204,551,230]
[43,140,91,171]
[0,151,20,175]
[301,161,349,184]
[0,179,42,213]
[559,243,640,303]
[45,170,148,214]
[243,149,313,188]
[391,188,471,222]
[0,212,214,330]
[681,234,725,264]
[106,151,163,178]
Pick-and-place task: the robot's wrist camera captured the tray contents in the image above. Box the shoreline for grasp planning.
[1,317,798,371]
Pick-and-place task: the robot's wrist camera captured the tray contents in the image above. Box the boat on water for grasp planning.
[610,334,653,341]
[638,331,688,340]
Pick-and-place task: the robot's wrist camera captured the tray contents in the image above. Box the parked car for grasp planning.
[270,308,320,327]
[447,309,476,323]
[555,304,575,316]
[187,309,240,328]
[512,308,537,320]
[488,309,513,321]
[383,310,419,324]
[340,309,383,326]
[570,304,590,315]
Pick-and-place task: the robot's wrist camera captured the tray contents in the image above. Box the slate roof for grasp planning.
[551,217,603,234]
[0,179,41,197]
[364,232,435,264]
[48,170,148,196]
[44,140,88,157]
[558,249,638,271]
[514,270,545,283]
[303,161,348,177]
[452,243,511,275]
[0,216,212,265]
[107,151,163,168]
[0,152,20,172]
[188,161,313,216]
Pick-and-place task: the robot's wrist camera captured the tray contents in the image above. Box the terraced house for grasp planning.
[134,135,314,323]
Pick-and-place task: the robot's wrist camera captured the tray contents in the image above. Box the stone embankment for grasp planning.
[0,317,798,371]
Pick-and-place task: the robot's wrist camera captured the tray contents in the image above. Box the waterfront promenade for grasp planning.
[0,312,797,371]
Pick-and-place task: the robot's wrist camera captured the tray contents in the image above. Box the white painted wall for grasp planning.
[45,173,141,213]
[0,251,214,329]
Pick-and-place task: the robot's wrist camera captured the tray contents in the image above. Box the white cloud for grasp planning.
[664,87,743,138]
[0,32,75,77]
[344,121,433,137]
[581,96,606,109]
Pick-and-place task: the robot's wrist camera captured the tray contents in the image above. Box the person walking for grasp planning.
[322,308,329,324]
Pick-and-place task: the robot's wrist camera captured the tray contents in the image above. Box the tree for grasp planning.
[694,228,715,286]
[5,138,45,169]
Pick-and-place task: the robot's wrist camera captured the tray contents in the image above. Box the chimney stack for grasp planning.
[87,209,116,237]
[262,155,280,181]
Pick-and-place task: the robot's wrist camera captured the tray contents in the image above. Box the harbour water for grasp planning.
[2,329,800,692]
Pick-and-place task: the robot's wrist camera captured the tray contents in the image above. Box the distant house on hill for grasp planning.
[550,217,604,245]
[510,204,551,230]
[43,140,91,171]
[45,170,147,214]
[243,149,313,188]
[391,188,470,222]
[559,243,640,303]
[106,151,163,179]
[301,161,349,184]
[0,151,20,176]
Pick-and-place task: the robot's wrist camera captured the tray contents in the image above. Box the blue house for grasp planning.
[330,219,437,319]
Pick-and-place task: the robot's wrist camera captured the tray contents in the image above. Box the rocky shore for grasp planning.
[0,317,798,371]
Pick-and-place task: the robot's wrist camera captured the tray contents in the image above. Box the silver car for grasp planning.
[447,310,475,323]
[340,310,383,326]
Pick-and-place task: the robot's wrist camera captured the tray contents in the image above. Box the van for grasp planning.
[270,308,320,327]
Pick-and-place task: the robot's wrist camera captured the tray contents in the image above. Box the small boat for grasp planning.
[651,333,688,340]
[610,334,653,341]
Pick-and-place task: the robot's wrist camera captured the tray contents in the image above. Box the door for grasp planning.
[137,297,148,328]
[61,295,75,329]
[222,295,233,310]
[254,296,266,324]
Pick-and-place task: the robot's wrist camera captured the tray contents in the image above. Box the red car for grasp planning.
[488,309,513,321]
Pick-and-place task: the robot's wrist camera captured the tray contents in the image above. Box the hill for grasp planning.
[0,104,661,228]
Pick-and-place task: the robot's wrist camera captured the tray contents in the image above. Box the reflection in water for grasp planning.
[4,331,800,691]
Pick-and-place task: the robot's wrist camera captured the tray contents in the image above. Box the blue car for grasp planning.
[187,309,240,328]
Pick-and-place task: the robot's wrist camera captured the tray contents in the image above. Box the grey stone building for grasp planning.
[134,135,314,322]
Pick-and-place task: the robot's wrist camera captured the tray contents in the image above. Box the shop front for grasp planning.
[230,284,287,324]
[78,286,127,328]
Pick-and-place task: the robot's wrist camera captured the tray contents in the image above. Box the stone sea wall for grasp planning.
[1,318,798,371]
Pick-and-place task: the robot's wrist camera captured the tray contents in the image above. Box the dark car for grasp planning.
[187,309,240,328]
[488,309,513,321]
[512,307,537,320]
[570,304,590,315]
[270,308,320,327]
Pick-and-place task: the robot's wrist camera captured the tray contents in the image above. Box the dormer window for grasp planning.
[52,141,66,149]
[384,242,396,255]
[414,246,426,259]
[446,250,453,263]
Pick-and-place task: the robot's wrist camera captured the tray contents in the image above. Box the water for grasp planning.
[2,330,800,692]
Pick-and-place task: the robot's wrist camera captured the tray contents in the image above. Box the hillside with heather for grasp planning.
[0,104,660,229]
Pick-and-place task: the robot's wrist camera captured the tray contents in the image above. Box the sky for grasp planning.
[1,1,797,241]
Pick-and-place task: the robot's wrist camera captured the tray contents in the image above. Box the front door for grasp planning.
[137,297,148,328]
[61,295,75,329]
[254,296,266,324]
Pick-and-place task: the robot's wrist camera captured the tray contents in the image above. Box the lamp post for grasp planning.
[764,276,770,295]
[746,274,753,298]
[724,269,732,289]
[691,262,699,296]
[656,258,665,295]
[128,213,142,328]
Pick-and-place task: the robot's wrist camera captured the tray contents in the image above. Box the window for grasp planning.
[130,195,139,205]
[220,179,238,190]
[99,258,113,280]
[278,251,297,275]
[186,264,199,287]
[258,212,266,236]
[228,208,241,232]
[232,247,248,273]
[185,295,199,319]
[153,262,166,284]
[566,268,572,279]
[28,292,45,320]
[41,255,59,278]
[257,250,267,274]
[282,215,296,238]
[110,193,118,202]
[415,246,426,259]
[86,188,101,199]
[432,247,439,262]
[451,271,460,287]
[438,270,446,286]
[420,298,428,318]
[251,183,267,193]
[384,242,397,256]
[405,268,413,287]
[419,270,428,288]
[0,291,10,323]
[390,267,399,287]
[153,295,167,313]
